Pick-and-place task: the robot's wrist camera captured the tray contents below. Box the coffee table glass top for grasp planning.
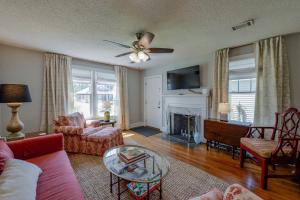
[103,145,170,183]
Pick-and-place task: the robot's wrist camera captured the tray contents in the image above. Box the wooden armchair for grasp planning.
[240,107,300,189]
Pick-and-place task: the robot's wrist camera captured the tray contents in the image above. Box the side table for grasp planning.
[204,119,250,159]
[90,120,117,127]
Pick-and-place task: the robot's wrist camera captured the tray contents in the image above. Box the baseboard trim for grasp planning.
[129,122,145,129]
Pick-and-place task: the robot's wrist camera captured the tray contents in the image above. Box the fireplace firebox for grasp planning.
[169,113,196,143]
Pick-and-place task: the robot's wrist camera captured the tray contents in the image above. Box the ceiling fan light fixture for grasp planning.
[138,51,149,62]
[129,52,140,63]
[105,31,174,63]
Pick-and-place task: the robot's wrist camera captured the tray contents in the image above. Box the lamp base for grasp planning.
[6,103,25,141]
[220,113,228,122]
[104,111,110,122]
[7,132,25,141]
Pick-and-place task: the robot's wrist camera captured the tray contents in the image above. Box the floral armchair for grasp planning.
[54,112,123,156]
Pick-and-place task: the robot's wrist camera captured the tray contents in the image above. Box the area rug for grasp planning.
[69,153,229,200]
[130,126,161,137]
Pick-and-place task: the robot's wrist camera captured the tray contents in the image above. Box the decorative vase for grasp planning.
[104,111,110,122]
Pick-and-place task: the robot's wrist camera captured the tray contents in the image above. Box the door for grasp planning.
[144,75,162,129]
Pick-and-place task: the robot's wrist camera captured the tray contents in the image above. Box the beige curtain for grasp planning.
[40,53,73,132]
[212,48,230,118]
[114,66,129,130]
[254,36,290,125]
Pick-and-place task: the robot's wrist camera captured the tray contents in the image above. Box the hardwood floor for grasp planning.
[123,131,300,200]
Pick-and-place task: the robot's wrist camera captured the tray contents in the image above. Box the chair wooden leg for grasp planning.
[240,147,245,168]
[261,158,269,190]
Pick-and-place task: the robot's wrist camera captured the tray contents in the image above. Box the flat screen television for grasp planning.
[167,65,200,90]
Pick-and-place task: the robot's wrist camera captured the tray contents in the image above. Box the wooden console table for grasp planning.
[204,119,250,159]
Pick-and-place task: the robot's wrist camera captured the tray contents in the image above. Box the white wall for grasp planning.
[0,45,43,136]
[127,68,143,126]
[0,44,143,136]
[143,53,215,95]
[141,53,215,121]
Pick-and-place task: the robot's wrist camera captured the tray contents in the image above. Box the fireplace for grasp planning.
[166,106,203,144]
[170,113,196,143]
[162,93,209,144]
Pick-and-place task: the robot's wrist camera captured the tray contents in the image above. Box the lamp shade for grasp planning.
[218,103,231,114]
[0,84,32,103]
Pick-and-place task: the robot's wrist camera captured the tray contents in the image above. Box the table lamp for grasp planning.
[0,84,32,140]
[218,102,231,121]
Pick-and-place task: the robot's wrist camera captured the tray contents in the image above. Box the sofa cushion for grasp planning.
[83,127,104,136]
[0,140,14,174]
[240,138,293,158]
[26,150,84,200]
[86,127,121,142]
[0,159,42,200]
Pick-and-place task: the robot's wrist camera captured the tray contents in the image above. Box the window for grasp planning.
[72,67,117,119]
[229,56,256,123]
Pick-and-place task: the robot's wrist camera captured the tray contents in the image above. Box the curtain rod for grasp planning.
[225,32,296,50]
[229,43,253,50]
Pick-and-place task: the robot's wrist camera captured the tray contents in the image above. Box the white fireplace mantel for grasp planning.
[161,94,209,135]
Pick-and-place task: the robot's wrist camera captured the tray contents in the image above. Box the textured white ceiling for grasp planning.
[0,0,300,69]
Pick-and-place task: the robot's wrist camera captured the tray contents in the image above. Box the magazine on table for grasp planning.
[110,158,148,177]
[127,180,160,198]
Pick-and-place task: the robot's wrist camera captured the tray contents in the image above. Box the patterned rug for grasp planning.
[69,153,229,200]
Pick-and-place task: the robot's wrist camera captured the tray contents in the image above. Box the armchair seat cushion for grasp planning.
[240,138,293,158]
[86,127,121,142]
[83,127,104,136]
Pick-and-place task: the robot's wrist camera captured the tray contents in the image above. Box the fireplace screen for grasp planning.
[166,106,203,144]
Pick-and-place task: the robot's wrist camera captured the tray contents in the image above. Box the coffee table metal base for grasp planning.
[109,172,162,200]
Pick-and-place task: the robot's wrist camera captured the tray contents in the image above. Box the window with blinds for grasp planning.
[72,67,117,119]
[229,54,256,123]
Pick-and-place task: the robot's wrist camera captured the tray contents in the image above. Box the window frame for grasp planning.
[229,78,256,94]
[72,65,116,119]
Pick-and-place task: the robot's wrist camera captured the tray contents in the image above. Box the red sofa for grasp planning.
[7,134,84,200]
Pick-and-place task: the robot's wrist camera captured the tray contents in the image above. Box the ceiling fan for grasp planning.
[104,32,174,63]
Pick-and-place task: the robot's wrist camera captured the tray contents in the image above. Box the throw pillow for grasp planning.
[0,140,14,174]
[0,159,42,200]
[223,184,263,200]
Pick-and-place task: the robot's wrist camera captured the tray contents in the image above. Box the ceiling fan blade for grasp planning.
[148,48,174,53]
[103,40,131,48]
[115,52,132,57]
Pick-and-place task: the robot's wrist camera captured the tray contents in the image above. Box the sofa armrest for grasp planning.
[7,133,64,160]
[54,126,84,135]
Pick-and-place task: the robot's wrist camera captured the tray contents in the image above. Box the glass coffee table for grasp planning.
[103,145,170,200]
